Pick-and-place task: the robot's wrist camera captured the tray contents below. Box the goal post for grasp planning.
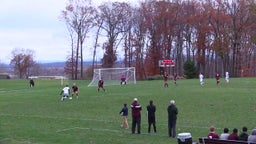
[88,67,136,87]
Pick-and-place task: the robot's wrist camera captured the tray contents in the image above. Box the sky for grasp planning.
[0,0,139,64]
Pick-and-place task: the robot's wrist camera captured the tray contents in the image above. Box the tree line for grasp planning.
[61,0,256,80]
[10,0,255,80]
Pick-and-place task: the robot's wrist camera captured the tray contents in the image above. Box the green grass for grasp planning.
[0,78,256,144]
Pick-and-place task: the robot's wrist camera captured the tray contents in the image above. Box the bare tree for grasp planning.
[98,2,131,68]
[92,18,103,74]
[61,0,96,79]
[10,48,36,79]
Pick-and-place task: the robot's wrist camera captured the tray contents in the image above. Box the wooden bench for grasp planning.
[198,137,256,144]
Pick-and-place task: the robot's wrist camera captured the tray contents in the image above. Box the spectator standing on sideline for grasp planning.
[29,78,35,88]
[98,78,105,92]
[220,128,230,140]
[225,71,230,83]
[248,129,256,143]
[167,100,178,138]
[146,100,156,133]
[60,84,70,101]
[163,72,169,88]
[199,73,204,86]
[228,128,239,140]
[238,126,248,141]
[207,126,219,139]
[120,75,126,86]
[71,83,79,99]
[119,103,129,129]
[131,98,142,134]
[215,72,221,85]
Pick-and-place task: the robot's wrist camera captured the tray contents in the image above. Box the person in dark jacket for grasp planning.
[167,100,178,138]
[238,126,248,141]
[131,98,142,134]
[147,100,156,133]
[119,103,129,129]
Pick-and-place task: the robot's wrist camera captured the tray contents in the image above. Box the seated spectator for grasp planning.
[238,126,248,141]
[228,128,238,140]
[220,128,230,140]
[207,125,219,139]
[248,129,256,143]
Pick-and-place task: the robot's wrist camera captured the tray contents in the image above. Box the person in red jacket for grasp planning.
[228,128,239,140]
[207,126,219,139]
[131,98,142,134]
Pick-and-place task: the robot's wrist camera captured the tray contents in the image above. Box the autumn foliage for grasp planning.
[62,0,256,79]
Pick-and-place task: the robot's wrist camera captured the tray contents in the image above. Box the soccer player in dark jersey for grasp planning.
[98,79,105,92]
[29,78,35,88]
[163,72,169,88]
[120,75,126,86]
[173,73,177,85]
[72,83,79,99]
[215,72,221,85]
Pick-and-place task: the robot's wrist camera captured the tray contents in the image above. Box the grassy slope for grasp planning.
[0,78,256,144]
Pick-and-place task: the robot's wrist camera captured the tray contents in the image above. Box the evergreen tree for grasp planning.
[184,60,197,79]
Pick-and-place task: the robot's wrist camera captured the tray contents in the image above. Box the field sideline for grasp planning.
[0,78,256,144]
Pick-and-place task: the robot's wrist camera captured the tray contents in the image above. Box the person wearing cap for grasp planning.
[167,100,178,138]
[131,98,142,134]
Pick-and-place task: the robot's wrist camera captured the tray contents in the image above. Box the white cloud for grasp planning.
[0,0,139,64]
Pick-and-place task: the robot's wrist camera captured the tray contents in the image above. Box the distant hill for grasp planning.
[39,61,94,68]
[39,62,65,67]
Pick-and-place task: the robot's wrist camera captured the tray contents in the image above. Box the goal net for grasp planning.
[28,76,68,86]
[88,67,136,87]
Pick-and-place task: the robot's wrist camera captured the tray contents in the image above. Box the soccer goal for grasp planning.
[88,67,136,87]
[28,76,68,86]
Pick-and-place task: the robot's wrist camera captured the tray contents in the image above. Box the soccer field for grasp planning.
[0,78,256,144]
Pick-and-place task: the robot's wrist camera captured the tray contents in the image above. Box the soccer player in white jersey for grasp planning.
[225,71,229,83]
[60,84,70,101]
[199,73,204,86]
